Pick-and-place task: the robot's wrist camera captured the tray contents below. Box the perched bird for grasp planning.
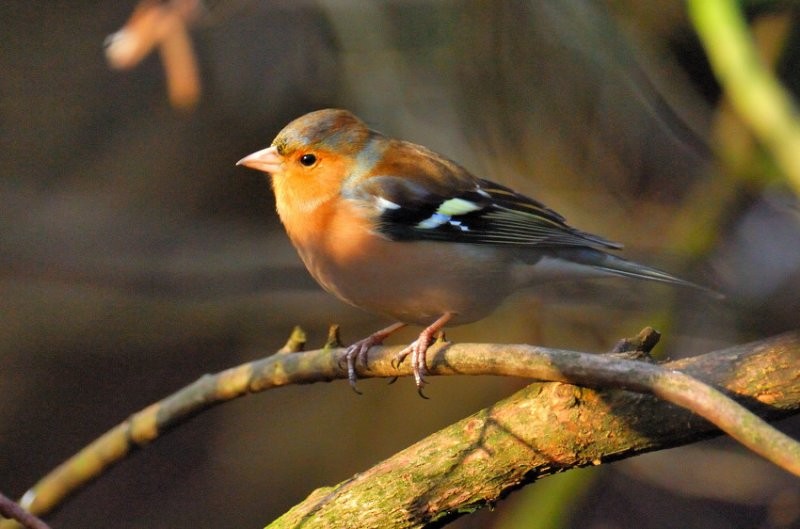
[238,109,708,394]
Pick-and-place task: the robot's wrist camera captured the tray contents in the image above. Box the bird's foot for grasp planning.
[342,322,406,393]
[393,337,434,398]
[392,312,454,398]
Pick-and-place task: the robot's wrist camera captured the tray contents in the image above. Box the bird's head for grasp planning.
[237,109,370,175]
[237,109,377,213]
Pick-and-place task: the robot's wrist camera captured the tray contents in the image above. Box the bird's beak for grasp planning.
[236,146,283,174]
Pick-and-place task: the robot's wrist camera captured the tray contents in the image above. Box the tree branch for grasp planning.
[269,332,800,528]
[2,330,799,528]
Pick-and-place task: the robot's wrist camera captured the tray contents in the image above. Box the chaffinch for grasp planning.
[238,108,708,394]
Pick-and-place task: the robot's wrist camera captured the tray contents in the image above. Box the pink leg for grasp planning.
[394,312,453,395]
[344,322,407,393]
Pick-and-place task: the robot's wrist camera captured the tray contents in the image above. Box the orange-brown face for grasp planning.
[238,109,373,213]
[269,145,355,215]
[237,109,390,272]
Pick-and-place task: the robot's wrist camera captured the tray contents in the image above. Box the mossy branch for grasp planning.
[2,330,799,528]
[269,332,800,528]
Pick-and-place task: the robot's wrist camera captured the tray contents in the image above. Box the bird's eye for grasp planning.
[299,154,317,167]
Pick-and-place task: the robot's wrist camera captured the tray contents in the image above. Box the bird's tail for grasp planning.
[588,251,721,298]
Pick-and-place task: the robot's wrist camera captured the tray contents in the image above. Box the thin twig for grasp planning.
[104,0,202,108]
[267,333,800,529]
[0,492,50,529]
[2,330,799,527]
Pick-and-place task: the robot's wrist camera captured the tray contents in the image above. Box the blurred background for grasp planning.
[1,1,799,527]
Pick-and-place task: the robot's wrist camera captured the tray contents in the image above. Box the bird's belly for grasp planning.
[299,238,513,326]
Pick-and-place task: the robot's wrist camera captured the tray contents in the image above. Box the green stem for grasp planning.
[688,0,800,193]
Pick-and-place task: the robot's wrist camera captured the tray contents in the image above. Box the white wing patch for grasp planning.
[437,197,483,216]
[415,197,483,231]
[475,187,492,199]
[417,212,450,229]
[375,196,401,211]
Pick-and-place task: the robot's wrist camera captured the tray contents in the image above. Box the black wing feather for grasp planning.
[375,177,622,251]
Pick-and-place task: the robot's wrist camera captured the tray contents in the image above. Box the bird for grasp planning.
[237,108,711,395]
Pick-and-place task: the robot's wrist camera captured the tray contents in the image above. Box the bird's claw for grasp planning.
[342,318,445,397]
[343,341,372,394]
[342,324,406,393]
[393,335,434,396]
